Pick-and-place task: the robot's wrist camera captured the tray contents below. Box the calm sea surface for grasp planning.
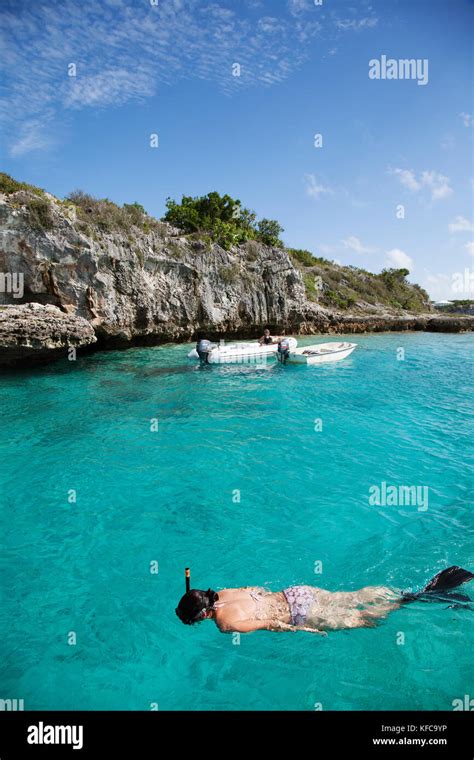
[1,332,473,709]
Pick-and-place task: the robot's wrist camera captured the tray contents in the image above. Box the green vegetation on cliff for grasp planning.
[163,192,284,248]
[0,172,431,313]
[0,173,45,196]
[288,247,430,312]
[0,172,53,231]
[66,190,166,235]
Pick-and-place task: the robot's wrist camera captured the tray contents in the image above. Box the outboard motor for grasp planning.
[277,337,291,364]
[196,338,214,364]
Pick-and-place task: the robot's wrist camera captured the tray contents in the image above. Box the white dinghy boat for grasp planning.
[278,341,357,365]
[188,337,298,364]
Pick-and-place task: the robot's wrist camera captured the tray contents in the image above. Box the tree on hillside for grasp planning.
[257,218,284,247]
[379,268,410,290]
[162,192,283,249]
[163,192,245,233]
[381,267,410,279]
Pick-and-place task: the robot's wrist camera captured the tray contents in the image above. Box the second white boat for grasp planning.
[278,341,357,365]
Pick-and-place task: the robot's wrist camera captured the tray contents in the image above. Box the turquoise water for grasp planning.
[1,332,473,711]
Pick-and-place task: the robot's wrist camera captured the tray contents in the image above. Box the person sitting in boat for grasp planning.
[195,334,215,364]
[258,328,276,346]
[175,566,473,634]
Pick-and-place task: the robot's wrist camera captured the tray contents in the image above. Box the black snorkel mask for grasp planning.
[175,568,218,625]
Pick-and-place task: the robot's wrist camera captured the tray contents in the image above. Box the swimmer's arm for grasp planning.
[218,619,270,633]
[270,622,327,635]
[220,619,326,635]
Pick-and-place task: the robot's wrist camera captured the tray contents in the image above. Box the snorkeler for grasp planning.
[176,566,474,634]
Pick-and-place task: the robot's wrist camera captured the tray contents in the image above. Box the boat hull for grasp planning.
[284,341,357,365]
[188,337,297,364]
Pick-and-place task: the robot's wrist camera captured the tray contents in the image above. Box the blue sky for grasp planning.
[1,0,473,299]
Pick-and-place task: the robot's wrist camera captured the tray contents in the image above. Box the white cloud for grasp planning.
[257,17,285,34]
[342,236,376,254]
[385,248,413,270]
[318,243,337,257]
[421,171,452,200]
[423,272,451,301]
[392,168,421,192]
[465,242,474,257]
[295,19,322,42]
[459,112,474,127]
[65,68,155,108]
[391,168,452,201]
[1,0,327,156]
[449,216,474,233]
[287,0,310,15]
[289,0,377,31]
[304,173,331,199]
[10,117,55,157]
[335,17,378,31]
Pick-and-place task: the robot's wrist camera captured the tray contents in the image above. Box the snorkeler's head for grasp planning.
[175,588,219,625]
[264,328,270,335]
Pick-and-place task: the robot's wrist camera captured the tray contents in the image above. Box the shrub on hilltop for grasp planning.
[162,191,283,249]
[66,190,163,235]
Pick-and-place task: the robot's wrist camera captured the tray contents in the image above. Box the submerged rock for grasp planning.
[0,303,96,367]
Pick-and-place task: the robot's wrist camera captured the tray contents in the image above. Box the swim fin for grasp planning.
[421,565,474,593]
[402,565,474,604]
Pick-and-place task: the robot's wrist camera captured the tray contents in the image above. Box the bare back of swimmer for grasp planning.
[175,566,473,634]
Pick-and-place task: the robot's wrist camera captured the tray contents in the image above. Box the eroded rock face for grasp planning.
[0,192,311,346]
[0,190,472,368]
[0,303,96,367]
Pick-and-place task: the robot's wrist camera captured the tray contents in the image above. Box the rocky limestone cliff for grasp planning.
[0,190,309,346]
[0,188,472,367]
[0,303,96,367]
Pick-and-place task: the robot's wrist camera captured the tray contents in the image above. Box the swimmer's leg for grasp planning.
[355,585,400,605]
[352,567,474,625]
[355,589,403,627]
